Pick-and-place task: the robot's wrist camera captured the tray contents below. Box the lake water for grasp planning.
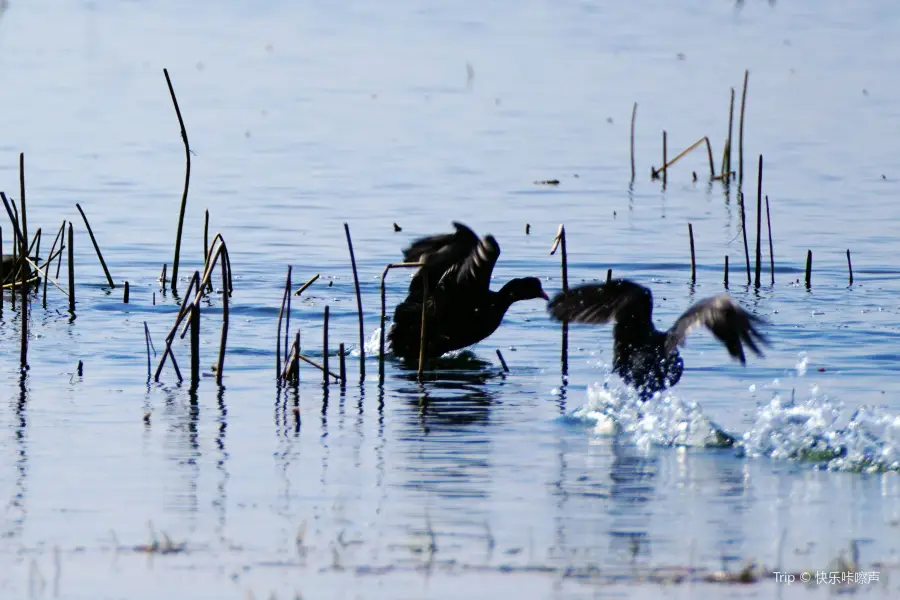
[2,0,900,598]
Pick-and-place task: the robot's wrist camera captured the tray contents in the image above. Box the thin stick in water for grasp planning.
[496,349,509,373]
[688,223,696,284]
[124,281,130,303]
[292,332,301,385]
[189,285,200,386]
[847,249,854,286]
[164,68,191,293]
[724,255,729,288]
[339,343,346,387]
[766,195,775,285]
[805,250,812,289]
[607,268,612,283]
[344,223,365,381]
[323,306,330,386]
[75,203,115,288]
[754,155,763,288]
[662,130,667,189]
[294,273,320,296]
[276,266,292,377]
[19,153,28,268]
[726,87,735,180]
[67,222,75,313]
[630,102,637,182]
[160,264,167,291]
[378,262,424,384]
[550,225,569,376]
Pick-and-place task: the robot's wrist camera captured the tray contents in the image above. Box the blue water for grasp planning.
[2,1,900,598]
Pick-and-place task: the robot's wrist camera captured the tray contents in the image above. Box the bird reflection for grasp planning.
[392,366,506,500]
[607,438,658,562]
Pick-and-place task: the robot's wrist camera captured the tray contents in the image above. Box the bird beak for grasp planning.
[541,291,550,301]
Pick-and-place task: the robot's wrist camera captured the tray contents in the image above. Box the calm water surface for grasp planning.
[2,1,900,598]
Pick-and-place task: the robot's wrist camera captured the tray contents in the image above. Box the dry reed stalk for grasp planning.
[726,87,735,180]
[160,264,167,291]
[655,137,716,179]
[662,130,668,188]
[630,102,637,182]
[67,222,75,313]
[847,250,854,285]
[344,223,365,380]
[496,349,509,372]
[144,321,155,380]
[688,223,696,283]
[294,273,320,296]
[606,268,612,283]
[805,250,812,289]
[124,281,130,303]
[754,155,763,288]
[323,305,330,386]
[75,203,115,288]
[297,353,341,381]
[378,261,423,384]
[292,332,301,385]
[189,280,200,387]
[19,153,27,262]
[738,69,749,186]
[203,209,211,292]
[339,343,346,386]
[551,225,569,375]
[164,68,191,293]
[276,266,292,376]
[724,255,729,288]
[154,271,201,381]
[766,196,774,285]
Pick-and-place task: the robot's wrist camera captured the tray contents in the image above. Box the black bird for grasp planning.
[388,222,548,362]
[548,279,767,398]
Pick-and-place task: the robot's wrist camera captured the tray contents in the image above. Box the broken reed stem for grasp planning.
[294,273,320,296]
[738,69,749,186]
[19,153,27,261]
[739,192,751,285]
[28,228,40,263]
[203,209,211,291]
[323,305,330,386]
[606,268,612,283]
[67,222,75,313]
[122,281,129,303]
[630,102,637,182]
[754,155,763,288]
[291,332,301,385]
[378,261,424,384]
[551,224,569,375]
[847,250,854,285]
[284,270,293,370]
[154,272,200,382]
[662,130,667,188]
[75,203,115,288]
[496,349,509,373]
[297,353,341,381]
[189,280,200,387]
[276,265,292,377]
[160,264,167,291]
[144,321,154,381]
[20,246,27,370]
[688,223,696,284]
[164,68,191,293]
[805,250,812,289]
[344,223,365,381]
[417,276,428,381]
[724,255,729,288]
[656,137,716,179]
[339,343,346,386]
[0,192,26,258]
[766,195,774,285]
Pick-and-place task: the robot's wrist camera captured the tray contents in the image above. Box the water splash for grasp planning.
[739,387,900,472]
[571,378,734,450]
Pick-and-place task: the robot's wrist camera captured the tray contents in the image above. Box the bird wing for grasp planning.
[404,222,498,297]
[665,295,768,363]
[547,279,653,326]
